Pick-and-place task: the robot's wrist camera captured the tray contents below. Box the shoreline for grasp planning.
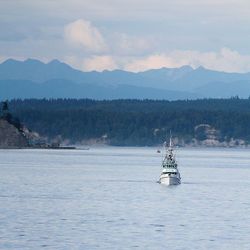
[0,144,249,150]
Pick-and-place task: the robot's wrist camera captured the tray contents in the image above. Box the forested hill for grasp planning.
[7,98,250,146]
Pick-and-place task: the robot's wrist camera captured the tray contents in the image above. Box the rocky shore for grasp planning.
[0,118,29,148]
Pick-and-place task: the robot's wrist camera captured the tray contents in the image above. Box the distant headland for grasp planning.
[0,101,75,149]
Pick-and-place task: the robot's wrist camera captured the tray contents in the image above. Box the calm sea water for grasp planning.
[1,147,250,250]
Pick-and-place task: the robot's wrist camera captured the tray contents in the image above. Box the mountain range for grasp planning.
[1,58,250,100]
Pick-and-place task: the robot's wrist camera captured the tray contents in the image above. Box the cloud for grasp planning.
[124,48,250,73]
[82,55,117,71]
[114,33,152,55]
[2,0,250,74]
[124,55,180,72]
[62,47,250,73]
[64,19,107,53]
[199,48,250,72]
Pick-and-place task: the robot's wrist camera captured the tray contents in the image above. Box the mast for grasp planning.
[169,130,172,148]
[162,130,178,168]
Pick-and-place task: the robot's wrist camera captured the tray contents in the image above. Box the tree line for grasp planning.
[6,98,250,146]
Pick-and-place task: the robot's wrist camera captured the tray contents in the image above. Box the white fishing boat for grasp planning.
[159,136,181,185]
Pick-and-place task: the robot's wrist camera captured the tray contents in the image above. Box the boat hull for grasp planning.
[159,175,181,185]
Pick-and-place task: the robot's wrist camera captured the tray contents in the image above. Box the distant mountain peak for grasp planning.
[1,58,44,66]
[2,58,21,65]
[47,59,77,71]
[179,65,193,70]
[48,59,62,65]
[24,58,44,65]
[196,65,206,71]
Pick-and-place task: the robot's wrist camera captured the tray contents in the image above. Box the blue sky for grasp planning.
[1,0,250,72]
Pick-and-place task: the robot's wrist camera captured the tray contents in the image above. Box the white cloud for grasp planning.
[62,47,250,73]
[82,55,117,72]
[124,48,250,73]
[64,19,107,53]
[124,55,180,72]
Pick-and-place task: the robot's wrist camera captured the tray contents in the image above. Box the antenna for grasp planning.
[169,130,172,148]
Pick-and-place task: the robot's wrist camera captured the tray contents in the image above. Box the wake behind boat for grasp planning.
[159,136,181,185]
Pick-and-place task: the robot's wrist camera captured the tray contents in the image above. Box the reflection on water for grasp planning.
[0,147,250,249]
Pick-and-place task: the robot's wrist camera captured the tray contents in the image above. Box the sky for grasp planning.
[1,0,250,72]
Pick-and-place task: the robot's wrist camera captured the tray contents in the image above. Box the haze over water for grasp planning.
[0,147,250,249]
